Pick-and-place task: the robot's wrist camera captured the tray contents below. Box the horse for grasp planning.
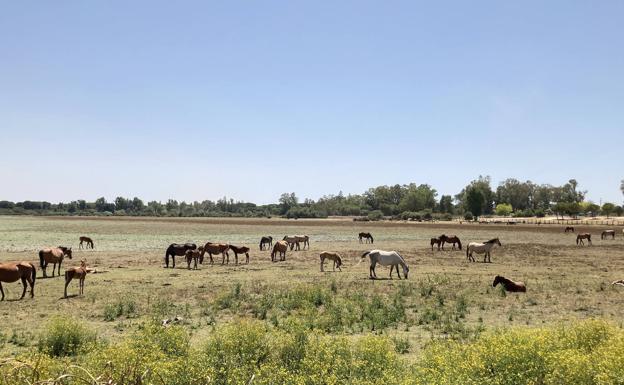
[430,237,442,251]
[165,243,197,268]
[79,236,94,249]
[466,238,501,263]
[358,232,374,244]
[564,226,575,233]
[440,234,462,250]
[185,248,202,270]
[576,233,592,246]
[259,236,273,250]
[283,236,300,251]
[271,241,288,262]
[320,252,342,272]
[229,245,250,264]
[0,262,36,301]
[201,242,231,264]
[493,275,526,292]
[64,260,88,298]
[601,230,616,240]
[39,246,72,278]
[361,250,409,279]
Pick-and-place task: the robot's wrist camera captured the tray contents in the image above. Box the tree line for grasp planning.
[1,178,623,220]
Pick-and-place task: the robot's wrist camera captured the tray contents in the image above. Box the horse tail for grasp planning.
[39,250,45,269]
[31,263,36,286]
[361,250,371,259]
[466,246,469,258]
[457,239,462,250]
[370,235,374,244]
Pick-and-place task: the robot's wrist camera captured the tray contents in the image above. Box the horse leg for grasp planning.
[370,261,377,279]
[396,265,402,279]
[245,253,249,264]
[81,277,85,295]
[0,282,3,301]
[20,277,27,299]
[57,261,62,277]
[165,253,170,268]
[64,276,72,298]
[389,265,394,279]
[320,257,324,272]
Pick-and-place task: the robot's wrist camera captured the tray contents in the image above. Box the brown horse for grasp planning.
[259,236,273,250]
[576,233,592,245]
[39,247,72,278]
[79,236,94,249]
[493,275,526,292]
[320,252,342,272]
[564,226,575,233]
[201,242,231,264]
[185,248,202,270]
[283,236,300,251]
[440,235,462,250]
[430,237,442,251]
[0,262,36,300]
[229,245,250,264]
[358,232,374,244]
[271,241,288,262]
[601,230,616,240]
[64,260,88,298]
[165,243,197,268]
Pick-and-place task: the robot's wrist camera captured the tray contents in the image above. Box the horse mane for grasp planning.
[485,238,499,244]
[361,250,371,258]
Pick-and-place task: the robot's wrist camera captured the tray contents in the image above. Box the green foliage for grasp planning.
[464,211,474,221]
[38,316,97,357]
[602,202,616,217]
[104,298,138,321]
[495,203,513,216]
[368,210,384,221]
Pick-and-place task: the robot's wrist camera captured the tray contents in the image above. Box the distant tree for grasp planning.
[465,188,485,219]
[456,176,494,216]
[621,180,624,199]
[602,202,616,218]
[279,192,298,215]
[495,203,513,216]
[439,195,454,214]
[614,205,624,217]
[95,197,109,212]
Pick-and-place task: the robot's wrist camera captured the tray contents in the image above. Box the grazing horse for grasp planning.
[361,250,409,279]
[493,275,526,292]
[271,241,288,262]
[259,236,273,250]
[185,248,202,270]
[0,262,36,301]
[201,242,231,264]
[79,236,94,249]
[358,232,374,244]
[564,226,575,233]
[283,236,300,251]
[602,230,616,240]
[440,235,462,250]
[576,233,592,246]
[229,245,250,264]
[39,247,72,278]
[466,238,501,263]
[64,260,88,298]
[165,243,197,268]
[320,252,342,272]
[430,237,442,251]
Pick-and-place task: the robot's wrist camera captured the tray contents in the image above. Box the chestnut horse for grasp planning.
[64,260,88,298]
[201,242,231,264]
[601,230,616,240]
[229,245,250,264]
[185,248,202,270]
[0,262,36,300]
[165,243,197,268]
[259,236,273,250]
[493,275,526,292]
[320,252,342,272]
[39,246,72,278]
[358,232,374,244]
[576,233,592,245]
[79,236,94,249]
[564,226,575,233]
[271,241,288,262]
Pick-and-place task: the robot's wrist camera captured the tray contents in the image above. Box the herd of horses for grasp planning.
[0,226,622,301]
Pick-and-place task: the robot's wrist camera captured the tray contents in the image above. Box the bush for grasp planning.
[38,316,97,357]
[464,211,474,221]
[367,210,384,221]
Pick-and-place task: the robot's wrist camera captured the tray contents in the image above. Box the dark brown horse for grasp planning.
[601,230,616,240]
[430,237,442,251]
[229,245,250,264]
[165,243,197,268]
[185,248,202,270]
[64,260,88,298]
[493,275,526,292]
[358,232,374,244]
[576,233,592,245]
[440,235,462,250]
[259,236,273,250]
[201,242,231,264]
[39,246,72,277]
[0,262,36,300]
[271,241,288,262]
[79,236,94,249]
[564,226,575,233]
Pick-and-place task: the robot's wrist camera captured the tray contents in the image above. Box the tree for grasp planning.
[439,195,454,214]
[602,203,616,218]
[495,179,534,211]
[456,176,494,216]
[465,188,485,219]
[279,193,298,215]
[614,205,624,217]
[621,180,624,199]
[495,203,513,216]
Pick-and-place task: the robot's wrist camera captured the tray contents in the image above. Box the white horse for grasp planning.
[361,250,409,279]
[466,238,501,263]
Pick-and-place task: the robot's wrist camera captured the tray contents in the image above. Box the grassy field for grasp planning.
[1,215,624,362]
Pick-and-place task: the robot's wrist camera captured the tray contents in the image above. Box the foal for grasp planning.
[229,245,250,264]
[185,248,202,270]
[493,275,526,292]
[320,252,342,272]
[64,260,88,298]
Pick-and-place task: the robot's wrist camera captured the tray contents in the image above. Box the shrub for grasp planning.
[38,316,97,357]
[367,210,384,221]
[464,211,474,221]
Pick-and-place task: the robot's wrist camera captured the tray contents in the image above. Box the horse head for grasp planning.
[80,259,87,268]
[402,264,409,279]
[65,247,73,259]
[493,275,503,287]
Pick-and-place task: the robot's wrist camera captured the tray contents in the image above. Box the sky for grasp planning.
[1,1,622,205]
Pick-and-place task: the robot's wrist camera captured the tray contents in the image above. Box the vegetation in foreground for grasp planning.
[2,318,623,385]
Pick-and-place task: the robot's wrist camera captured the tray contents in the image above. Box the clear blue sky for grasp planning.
[1,1,622,205]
